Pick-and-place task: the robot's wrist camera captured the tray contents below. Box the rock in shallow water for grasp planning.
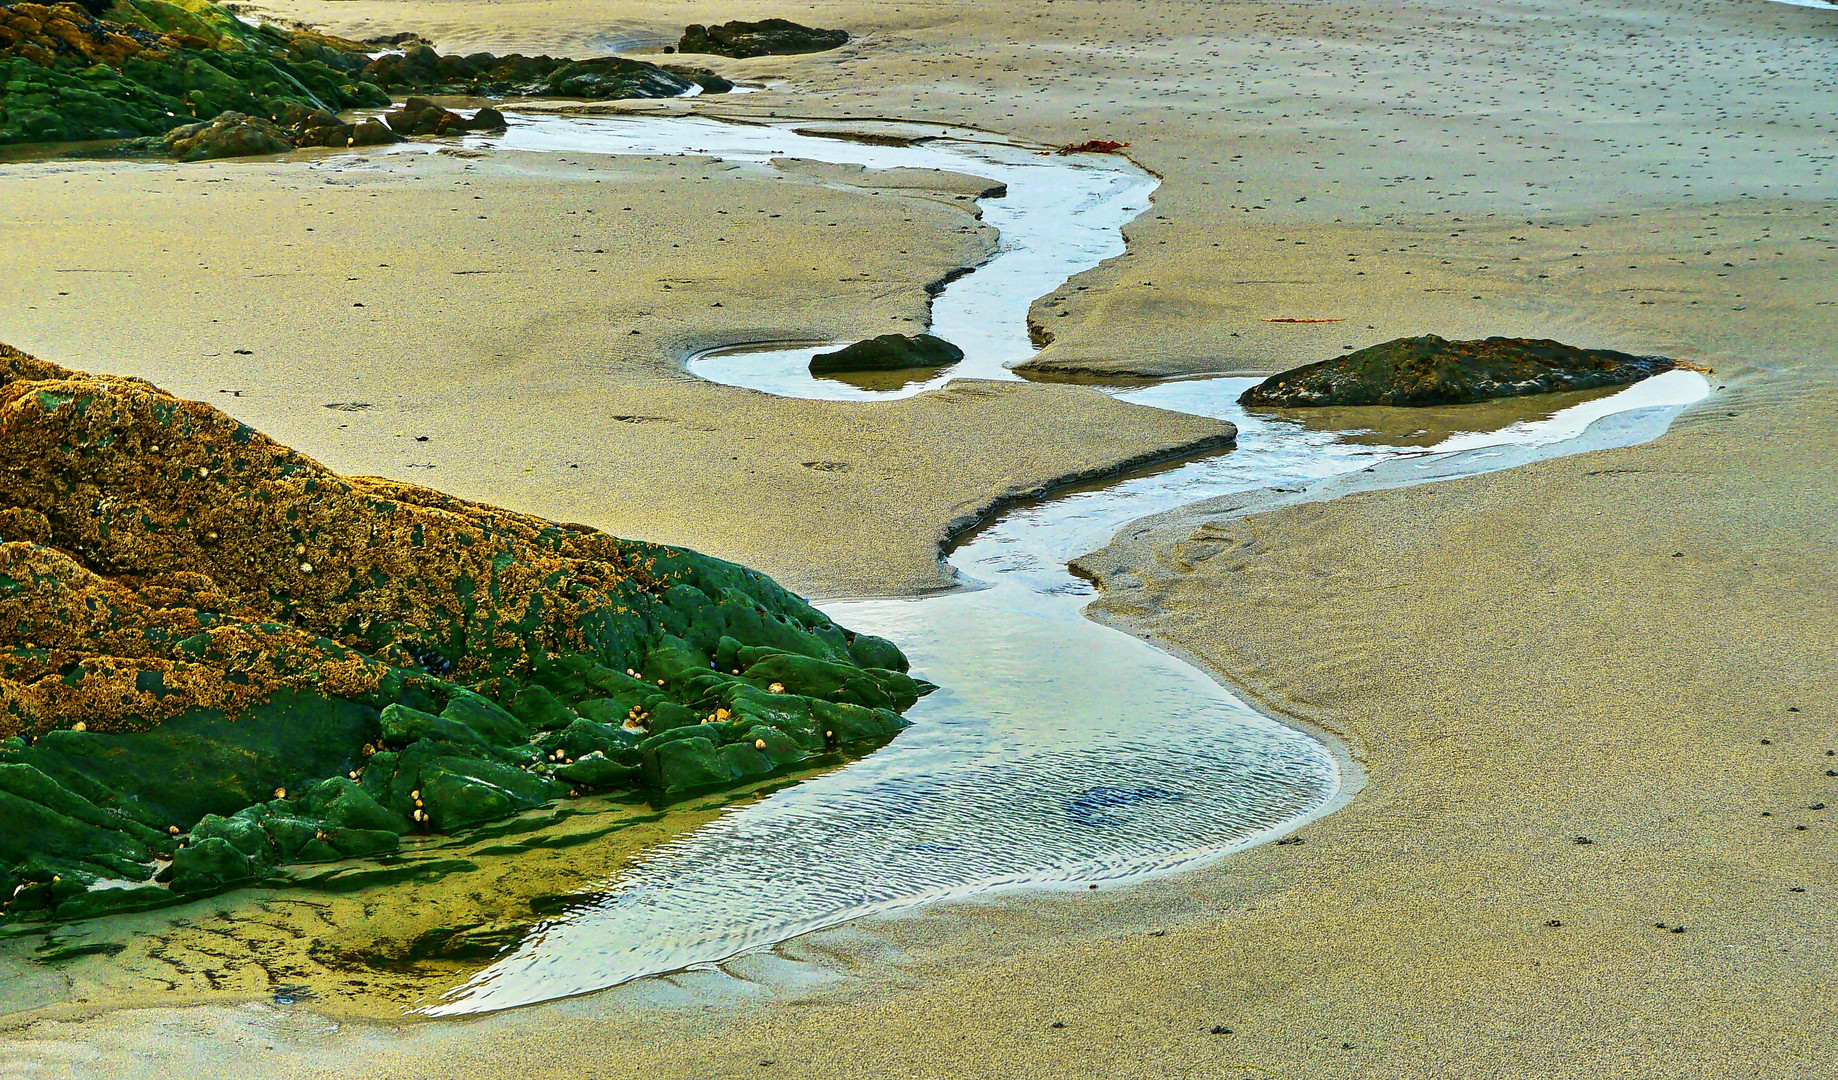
[0,343,927,924]
[1237,334,1679,408]
[809,333,965,375]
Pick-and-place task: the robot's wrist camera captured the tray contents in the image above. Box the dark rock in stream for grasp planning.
[661,64,734,93]
[677,19,850,59]
[0,342,929,925]
[382,97,505,137]
[810,334,966,375]
[1237,334,1681,408]
[280,105,402,149]
[361,45,693,99]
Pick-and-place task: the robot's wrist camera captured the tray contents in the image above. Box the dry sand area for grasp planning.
[2,0,1835,1075]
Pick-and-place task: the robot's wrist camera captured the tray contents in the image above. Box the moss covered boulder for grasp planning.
[0,0,391,146]
[677,19,849,59]
[0,343,928,924]
[1237,334,1679,408]
[809,334,965,375]
[137,109,289,159]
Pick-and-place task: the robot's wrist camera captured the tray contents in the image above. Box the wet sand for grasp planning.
[0,147,1231,598]
[2,0,1834,1074]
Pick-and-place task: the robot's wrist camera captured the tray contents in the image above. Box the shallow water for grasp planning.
[0,114,1711,1021]
[400,114,1714,1015]
[427,112,1157,398]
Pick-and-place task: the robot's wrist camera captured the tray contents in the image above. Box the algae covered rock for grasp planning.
[149,111,291,160]
[0,0,689,152]
[677,19,849,59]
[809,334,965,375]
[0,0,390,147]
[382,97,506,137]
[1237,334,1679,408]
[0,343,929,923]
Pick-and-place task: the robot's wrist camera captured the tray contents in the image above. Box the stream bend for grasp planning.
[414,114,1710,1015]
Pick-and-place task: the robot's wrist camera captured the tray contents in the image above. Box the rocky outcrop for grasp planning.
[381,97,505,137]
[0,0,390,146]
[146,110,290,160]
[360,45,692,99]
[0,0,693,152]
[810,334,965,375]
[661,64,734,93]
[677,19,849,59]
[282,105,400,149]
[0,344,927,924]
[1237,334,1679,408]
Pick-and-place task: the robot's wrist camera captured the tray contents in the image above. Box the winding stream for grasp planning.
[394,113,1709,1014]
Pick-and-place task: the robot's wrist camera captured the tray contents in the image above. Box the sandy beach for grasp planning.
[1,0,1833,1075]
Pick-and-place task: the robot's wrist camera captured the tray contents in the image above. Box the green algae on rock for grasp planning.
[809,333,965,375]
[0,0,390,146]
[1238,335,1680,408]
[677,19,849,59]
[0,344,928,925]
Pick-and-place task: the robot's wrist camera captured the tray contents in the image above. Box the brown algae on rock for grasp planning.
[0,344,929,927]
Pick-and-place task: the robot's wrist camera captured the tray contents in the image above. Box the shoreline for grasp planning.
[0,0,1832,1073]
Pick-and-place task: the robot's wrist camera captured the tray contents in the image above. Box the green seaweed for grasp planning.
[0,345,931,926]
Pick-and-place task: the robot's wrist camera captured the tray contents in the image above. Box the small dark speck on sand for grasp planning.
[233,348,253,355]
[1761,739,1771,745]
[1790,887,1806,893]
[1051,1022,1065,1029]
[415,436,429,442]
[1672,926,1687,933]
[1574,836,1593,845]
[1545,919,1563,927]
[1342,1042,1356,1049]
[1210,1025,1233,1035]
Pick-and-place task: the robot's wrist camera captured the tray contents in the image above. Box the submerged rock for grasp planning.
[0,343,928,924]
[1237,334,1679,408]
[677,19,849,59]
[810,334,965,375]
